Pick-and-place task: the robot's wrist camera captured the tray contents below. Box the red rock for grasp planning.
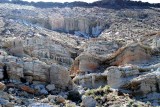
[111,44,151,66]
[21,85,37,94]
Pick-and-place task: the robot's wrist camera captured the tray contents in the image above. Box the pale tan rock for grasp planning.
[55,96,65,104]
[50,64,70,89]
[130,71,160,95]
[0,82,5,91]
[73,73,107,88]
[32,60,50,82]
[110,44,151,66]
[70,40,123,75]
[105,65,139,89]
[3,38,24,57]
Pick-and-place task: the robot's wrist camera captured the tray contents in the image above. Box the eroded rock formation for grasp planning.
[0,3,159,107]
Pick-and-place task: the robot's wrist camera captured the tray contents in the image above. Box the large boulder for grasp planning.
[73,73,107,88]
[71,54,100,75]
[49,64,71,89]
[82,96,96,107]
[24,59,50,82]
[105,65,139,89]
[0,82,5,91]
[46,84,55,91]
[3,38,24,57]
[32,60,50,82]
[5,56,24,81]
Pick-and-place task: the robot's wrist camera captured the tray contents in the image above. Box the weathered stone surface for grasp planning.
[73,73,107,88]
[70,40,122,75]
[55,96,65,104]
[129,70,160,95]
[20,85,37,94]
[32,60,50,82]
[82,96,96,107]
[110,44,151,66]
[49,16,106,37]
[0,3,159,107]
[3,38,24,57]
[50,64,71,89]
[105,65,139,88]
[0,82,5,91]
[46,84,55,91]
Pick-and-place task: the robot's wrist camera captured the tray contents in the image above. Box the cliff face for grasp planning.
[5,6,107,38]
[23,16,106,37]
[49,16,106,37]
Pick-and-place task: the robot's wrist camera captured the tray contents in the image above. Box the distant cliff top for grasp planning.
[0,0,160,8]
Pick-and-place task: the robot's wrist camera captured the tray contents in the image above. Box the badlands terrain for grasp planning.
[0,0,160,107]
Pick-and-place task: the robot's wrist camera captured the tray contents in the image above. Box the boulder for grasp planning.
[70,40,123,75]
[105,65,139,88]
[70,54,101,75]
[32,60,50,82]
[73,73,107,88]
[47,95,56,101]
[34,84,48,95]
[5,56,24,81]
[40,89,48,95]
[20,85,37,94]
[49,64,70,89]
[8,64,23,81]
[46,84,55,91]
[23,61,34,76]
[55,96,65,104]
[82,96,96,107]
[4,38,24,57]
[0,82,5,91]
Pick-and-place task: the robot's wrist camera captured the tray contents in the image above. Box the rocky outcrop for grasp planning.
[110,44,152,66]
[3,38,24,57]
[129,70,160,95]
[23,34,74,68]
[71,42,153,75]
[0,3,159,107]
[71,54,100,75]
[49,16,106,37]
[6,6,107,37]
[105,65,139,89]
[70,40,123,75]
[73,73,107,88]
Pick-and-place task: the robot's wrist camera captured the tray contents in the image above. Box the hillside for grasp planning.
[0,1,159,107]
